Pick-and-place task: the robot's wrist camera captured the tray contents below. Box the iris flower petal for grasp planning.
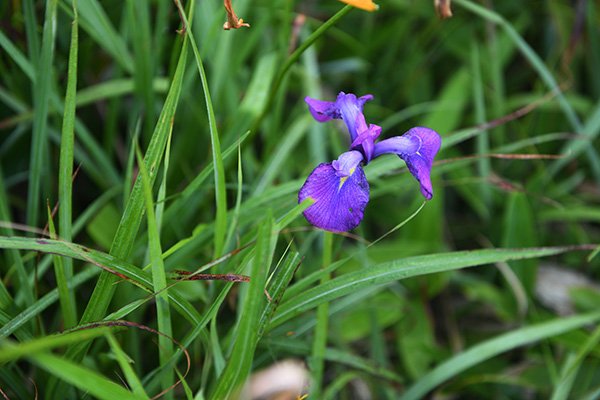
[351,123,381,162]
[298,151,369,232]
[304,97,339,122]
[305,92,373,142]
[373,126,441,199]
[336,92,372,141]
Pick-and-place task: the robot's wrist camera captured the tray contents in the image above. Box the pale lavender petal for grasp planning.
[331,150,364,177]
[350,123,381,162]
[372,127,441,199]
[305,97,339,122]
[298,152,369,232]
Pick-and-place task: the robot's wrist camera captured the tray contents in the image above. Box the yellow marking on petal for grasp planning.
[338,167,356,190]
[338,0,379,11]
[339,176,348,189]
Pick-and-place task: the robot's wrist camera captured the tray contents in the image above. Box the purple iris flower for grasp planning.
[305,92,373,142]
[299,93,441,232]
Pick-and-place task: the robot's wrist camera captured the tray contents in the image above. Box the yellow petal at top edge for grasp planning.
[338,0,379,12]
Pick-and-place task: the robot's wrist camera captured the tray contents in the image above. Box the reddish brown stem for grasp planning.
[174,270,250,282]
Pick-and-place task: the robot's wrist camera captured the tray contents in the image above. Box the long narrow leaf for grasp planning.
[172,0,227,258]
[400,312,600,400]
[27,0,57,228]
[210,215,275,398]
[31,352,144,400]
[57,0,79,328]
[270,246,592,329]
[137,144,174,393]
[76,11,191,331]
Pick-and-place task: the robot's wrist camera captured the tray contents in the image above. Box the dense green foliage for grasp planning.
[1,0,599,398]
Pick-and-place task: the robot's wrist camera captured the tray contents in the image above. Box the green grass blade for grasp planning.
[224,143,244,250]
[209,316,225,376]
[57,0,79,328]
[456,0,600,180]
[31,352,145,400]
[105,332,149,399]
[137,146,174,394]
[68,0,134,72]
[0,166,35,308]
[27,0,58,229]
[253,115,312,195]
[0,280,12,311]
[471,40,491,210]
[274,198,313,231]
[75,78,168,108]
[551,325,600,400]
[210,215,275,399]
[46,205,77,328]
[0,237,204,336]
[251,5,353,135]
[0,326,110,363]
[0,268,98,339]
[0,30,34,80]
[162,130,249,223]
[267,338,403,383]
[540,207,600,223]
[270,246,591,329]
[0,26,121,188]
[76,13,190,329]
[323,372,361,400]
[301,33,327,164]
[173,0,227,258]
[156,257,253,379]
[550,100,600,176]
[311,232,333,397]
[551,353,579,400]
[124,121,141,208]
[400,312,600,400]
[257,250,301,338]
[454,0,582,131]
[22,0,40,68]
[126,0,155,137]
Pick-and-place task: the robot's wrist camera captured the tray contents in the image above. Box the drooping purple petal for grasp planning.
[298,151,369,232]
[350,123,381,163]
[304,97,340,122]
[372,127,441,199]
[304,92,374,142]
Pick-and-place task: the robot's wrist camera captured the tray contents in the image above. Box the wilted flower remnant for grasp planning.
[223,0,250,30]
[434,0,453,19]
[298,93,441,232]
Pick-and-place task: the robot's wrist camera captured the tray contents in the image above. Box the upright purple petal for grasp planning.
[372,127,441,199]
[304,92,374,142]
[335,92,372,141]
[298,151,369,232]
